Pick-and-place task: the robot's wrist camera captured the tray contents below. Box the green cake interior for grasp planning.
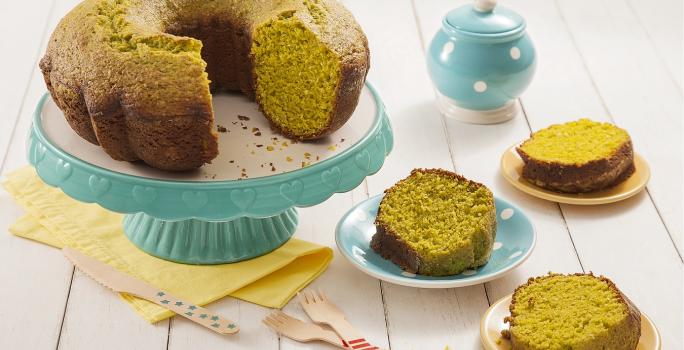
[98,0,341,139]
[377,170,495,275]
[519,119,630,165]
[252,14,340,138]
[510,274,629,348]
[97,0,204,58]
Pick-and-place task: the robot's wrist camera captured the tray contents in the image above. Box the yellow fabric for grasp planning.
[3,166,333,323]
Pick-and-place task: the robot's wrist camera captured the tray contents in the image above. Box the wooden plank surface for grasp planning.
[626,0,682,90]
[0,0,681,349]
[0,1,76,349]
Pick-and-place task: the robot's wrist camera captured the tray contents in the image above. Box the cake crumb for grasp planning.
[266,146,274,151]
[327,145,337,151]
[250,150,255,155]
[304,152,311,159]
[229,160,235,163]
[256,144,263,148]
[238,115,250,121]
[271,166,276,172]
[340,138,346,143]
[242,126,248,130]
[286,156,293,162]
[217,125,227,133]
[281,141,289,147]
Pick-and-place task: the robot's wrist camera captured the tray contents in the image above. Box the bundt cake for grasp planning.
[516,119,635,193]
[40,0,369,171]
[371,169,496,276]
[503,273,641,350]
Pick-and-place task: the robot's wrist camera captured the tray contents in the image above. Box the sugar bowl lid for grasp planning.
[444,0,525,39]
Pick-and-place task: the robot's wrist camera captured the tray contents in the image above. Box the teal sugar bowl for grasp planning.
[427,0,536,124]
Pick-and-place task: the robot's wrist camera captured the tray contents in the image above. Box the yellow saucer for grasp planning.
[480,294,661,350]
[500,144,650,205]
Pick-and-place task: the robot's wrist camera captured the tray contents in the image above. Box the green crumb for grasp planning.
[251,13,339,138]
[377,169,496,276]
[519,119,630,165]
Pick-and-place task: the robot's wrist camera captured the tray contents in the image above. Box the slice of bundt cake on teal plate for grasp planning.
[371,169,497,276]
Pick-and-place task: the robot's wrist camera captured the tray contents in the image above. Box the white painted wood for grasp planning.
[0,191,73,350]
[626,0,682,90]
[515,0,683,348]
[344,0,454,193]
[343,1,492,349]
[0,1,79,350]
[58,270,169,350]
[0,0,54,168]
[556,0,683,257]
[412,0,584,305]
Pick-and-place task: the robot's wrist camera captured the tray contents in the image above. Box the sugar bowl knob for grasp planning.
[474,0,497,12]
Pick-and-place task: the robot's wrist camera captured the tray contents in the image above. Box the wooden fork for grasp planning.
[263,310,348,349]
[298,290,380,350]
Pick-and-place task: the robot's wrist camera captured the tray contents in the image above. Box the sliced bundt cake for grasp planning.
[503,273,641,350]
[516,119,634,193]
[371,169,496,276]
[40,0,369,171]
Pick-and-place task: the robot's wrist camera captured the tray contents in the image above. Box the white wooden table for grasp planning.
[1,1,682,349]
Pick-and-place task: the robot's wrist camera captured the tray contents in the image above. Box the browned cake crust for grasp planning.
[40,0,369,171]
[371,169,496,276]
[503,273,641,349]
[516,140,635,193]
[371,224,422,273]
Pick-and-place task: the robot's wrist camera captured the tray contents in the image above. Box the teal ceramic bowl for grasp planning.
[426,0,536,123]
[335,194,535,288]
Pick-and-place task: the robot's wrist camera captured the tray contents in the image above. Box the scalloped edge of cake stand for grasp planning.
[27,82,393,264]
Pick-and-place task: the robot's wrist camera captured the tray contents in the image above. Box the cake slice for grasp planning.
[503,273,641,350]
[371,169,496,276]
[516,119,634,193]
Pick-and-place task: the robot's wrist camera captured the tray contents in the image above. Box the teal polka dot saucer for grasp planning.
[335,194,536,288]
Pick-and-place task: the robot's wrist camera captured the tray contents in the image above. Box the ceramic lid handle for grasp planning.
[474,0,497,12]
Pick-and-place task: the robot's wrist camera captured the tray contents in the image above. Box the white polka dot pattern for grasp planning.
[510,46,521,60]
[474,81,487,93]
[500,208,514,220]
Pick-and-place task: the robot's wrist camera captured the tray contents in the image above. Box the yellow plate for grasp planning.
[500,144,650,205]
[481,294,661,350]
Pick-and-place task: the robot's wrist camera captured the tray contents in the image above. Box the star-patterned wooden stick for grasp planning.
[63,247,238,334]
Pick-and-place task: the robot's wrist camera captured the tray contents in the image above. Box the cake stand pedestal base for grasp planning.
[122,208,299,265]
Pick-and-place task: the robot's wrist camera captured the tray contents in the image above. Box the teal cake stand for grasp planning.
[27,82,393,264]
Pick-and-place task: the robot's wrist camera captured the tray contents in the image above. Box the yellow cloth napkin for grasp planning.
[3,166,333,323]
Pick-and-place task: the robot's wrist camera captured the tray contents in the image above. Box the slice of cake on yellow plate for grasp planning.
[516,119,634,193]
[371,169,496,276]
[503,273,641,350]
